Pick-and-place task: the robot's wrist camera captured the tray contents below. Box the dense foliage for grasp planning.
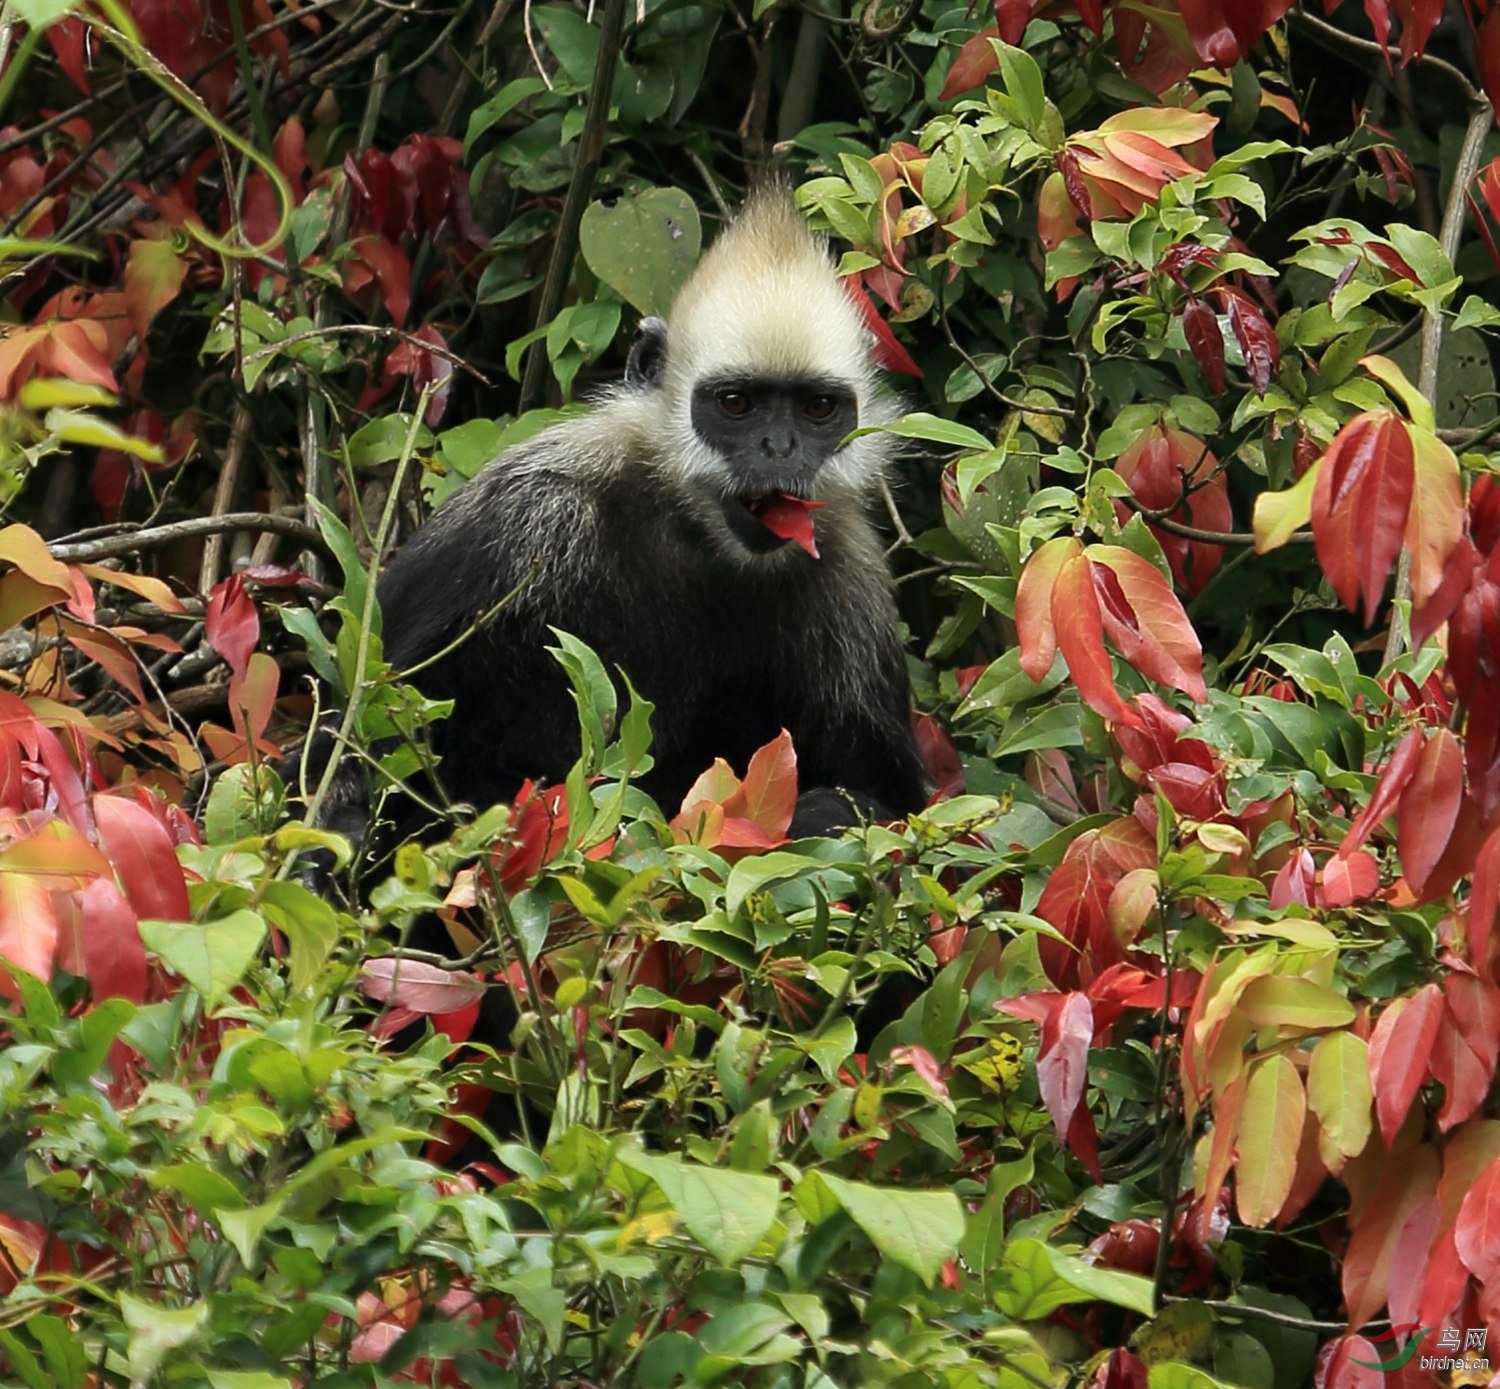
[2,0,1500,1385]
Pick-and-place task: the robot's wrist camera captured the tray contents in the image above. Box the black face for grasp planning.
[690,375,858,552]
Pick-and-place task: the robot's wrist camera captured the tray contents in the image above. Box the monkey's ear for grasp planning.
[625,316,668,389]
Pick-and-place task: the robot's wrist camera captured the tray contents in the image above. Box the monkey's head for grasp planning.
[626,188,897,562]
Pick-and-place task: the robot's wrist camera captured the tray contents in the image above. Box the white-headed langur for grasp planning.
[363,186,928,841]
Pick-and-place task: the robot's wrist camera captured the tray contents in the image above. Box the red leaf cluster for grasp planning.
[1113,425,1231,594]
[1016,537,1208,727]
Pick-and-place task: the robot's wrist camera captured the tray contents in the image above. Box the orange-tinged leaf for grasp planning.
[1453,1158,1500,1284]
[1342,1142,1440,1328]
[123,239,189,342]
[1239,974,1355,1030]
[0,571,70,632]
[1016,536,1083,681]
[1234,1053,1305,1227]
[0,871,58,997]
[1198,1067,1247,1229]
[1403,427,1464,609]
[1307,1030,1373,1173]
[724,729,797,840]
[0,523,71,591]
[1097,106,1218,147]
[1368,983,1444,1146]
[1396,727,1463,893]
[1087,545,1208,702]
[79,563,187,614]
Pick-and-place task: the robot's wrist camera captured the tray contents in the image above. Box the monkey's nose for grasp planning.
[761,434,796,459]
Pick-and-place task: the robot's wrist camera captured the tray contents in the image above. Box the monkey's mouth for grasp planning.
[741,491,827,558]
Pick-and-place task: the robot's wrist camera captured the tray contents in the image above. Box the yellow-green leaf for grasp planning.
[1234,1054,1305,1226]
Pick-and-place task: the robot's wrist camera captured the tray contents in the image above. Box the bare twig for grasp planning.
[50,512,330,564]
[243,323,495,385]
[516,0,630,411]
[1121,493,1314,547]
[199,404,254,593]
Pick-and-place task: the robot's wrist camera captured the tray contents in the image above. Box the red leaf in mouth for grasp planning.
[749,492,827,558]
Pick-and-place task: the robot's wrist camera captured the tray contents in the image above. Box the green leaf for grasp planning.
[801,1170,964,1284]
[579,187,702,318]
[466,76,550,154]
[149,1162,246,1213]
[619,1150,780,1265]
[138,910,267,1010]
[215,1197,287,1267]
[871,411,993,452]
[996,43,1045,132]
[346,414,433,467]
[499,1267,567,1350]
[995,1238,1156,1318]
[1252,459,1319,551]
[43,409,163,461]
[120,1294,208,1385]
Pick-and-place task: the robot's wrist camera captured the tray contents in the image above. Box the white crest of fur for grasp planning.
[656,188,897,499]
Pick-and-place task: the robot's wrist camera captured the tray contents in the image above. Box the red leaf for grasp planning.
[993,0,1032,44]
[205,574,258,679]
[1428,1013,1487,1131]
[1218,287,1279,394]
[1368,983,1444,1146]
[1444,970,1500,1072]
[1341,1144,1441,1329]
[62,877,146,1004]
[1055,553,1141,727]
[496,784,569,893]
[228,652,280,746]
[348,236,412,327]
[359,957,488,1013]
[1038,991,1093,1143]
[1468,824,1500,971]
[1453,1158,1500,1285]
[890,1044,949,1097]
[1089,1348,1149,1389]
[1181,297,1226,395]
[1340,727,1423,856]
[750,494,826,558]
[1177,0,1241,64]
[1311,410,1415,625]
[1320,849,1379,907]
[845,283,923,378]
[1396,728,1463,892]
[45,18,91,95]
[93,793,191,921]
[940,27,1002,99]
[1087,546,1209,702]
[1016,536,1084,681]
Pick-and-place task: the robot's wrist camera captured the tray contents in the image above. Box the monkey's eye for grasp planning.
[717,391,752,417]
[805,395,838,422]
